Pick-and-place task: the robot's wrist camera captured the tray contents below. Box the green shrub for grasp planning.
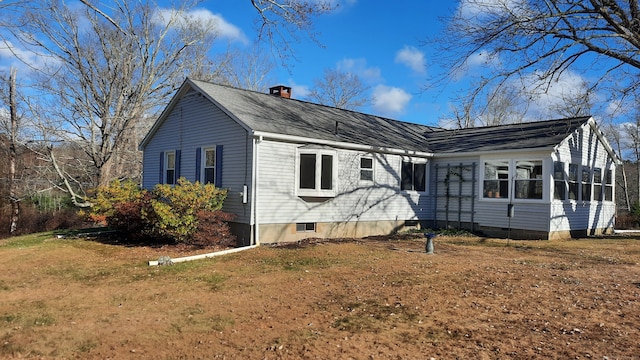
[84,179,144,224]
[87,178,233,245]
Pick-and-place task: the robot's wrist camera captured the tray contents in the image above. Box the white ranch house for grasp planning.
[139,79,619,245]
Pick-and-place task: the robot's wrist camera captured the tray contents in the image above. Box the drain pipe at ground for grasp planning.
[148,245,259,266]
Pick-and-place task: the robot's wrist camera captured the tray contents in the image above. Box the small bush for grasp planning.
[192,210,236,247]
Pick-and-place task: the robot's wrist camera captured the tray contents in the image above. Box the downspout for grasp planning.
[251,135,262,245]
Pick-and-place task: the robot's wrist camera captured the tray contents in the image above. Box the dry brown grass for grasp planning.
[0,232,639,359]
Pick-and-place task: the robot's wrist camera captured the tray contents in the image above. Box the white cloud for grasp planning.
[0,40,58,73]
[523,70,587,115]
[337,58,381,83]
[286,79,310,98]
[154,8,248,44]
[394,46,426,74]
[452,49,501,80]
[372,85,412,116]
[457,0,524,19]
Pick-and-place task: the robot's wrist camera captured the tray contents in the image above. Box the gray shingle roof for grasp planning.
[424,116,592,153]
[185,79,591,154]
[190,79,442,153]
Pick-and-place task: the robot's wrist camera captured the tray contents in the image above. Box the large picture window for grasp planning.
[515,160,543,199]
[297,149,336,197]
[483,160,509,198]
[401,161,426,192]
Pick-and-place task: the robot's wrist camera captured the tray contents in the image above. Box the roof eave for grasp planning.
[432,146,555,158]
[252,130,434,157]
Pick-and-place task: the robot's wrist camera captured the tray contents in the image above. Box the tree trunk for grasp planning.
[9,67,19,234]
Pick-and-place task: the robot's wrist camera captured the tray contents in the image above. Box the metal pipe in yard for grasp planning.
[425,233,436,254]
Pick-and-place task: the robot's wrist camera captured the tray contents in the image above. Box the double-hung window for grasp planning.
[297,148,337,197]
[161,150,180,185]
[166,152,176,184]
[515,160,543,199]
[401,161,426,192]
[203,147,216,184]
[196,145,223,186]
[360,156,374,181]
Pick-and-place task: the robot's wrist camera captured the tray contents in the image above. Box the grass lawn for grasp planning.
[1,232,639,359]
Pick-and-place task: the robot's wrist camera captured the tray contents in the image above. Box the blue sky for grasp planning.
[201,1,456,126]
[0,1,622,128]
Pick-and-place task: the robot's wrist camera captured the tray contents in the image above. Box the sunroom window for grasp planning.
[568,164,579,200]
[593,167,602,201]
[604,169,613,201]
[483,160,509,198]
[515,160,543,199]
[581,166,592,201]
[553,161,566,200]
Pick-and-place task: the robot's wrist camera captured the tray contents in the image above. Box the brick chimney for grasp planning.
[269,85,291,99]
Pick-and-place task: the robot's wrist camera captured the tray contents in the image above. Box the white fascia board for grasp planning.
[252,131,434,158]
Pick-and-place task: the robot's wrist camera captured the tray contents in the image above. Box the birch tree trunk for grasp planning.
[9,67,19,234]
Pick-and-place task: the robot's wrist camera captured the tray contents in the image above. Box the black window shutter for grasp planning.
[195,147,201,182]
[175,150,181,183]
[215,145,223,186]
[159,152,164,183]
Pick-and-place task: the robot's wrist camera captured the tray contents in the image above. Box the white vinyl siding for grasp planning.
[550,121,616,233]
[257,140,431,224]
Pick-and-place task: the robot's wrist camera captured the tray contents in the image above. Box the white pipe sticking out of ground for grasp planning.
[148,245,259,266]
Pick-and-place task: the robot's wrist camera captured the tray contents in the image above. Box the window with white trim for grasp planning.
[401,161,426,192]
[515,160,543,199]
[297,149,337,197]
[568,164,579,200]
[165,151,176,185]
[604,169,613,201]
[593,167,603,201]
[483,160,509,198]
[553,161,566,200]
[581,166,592,201]
[360,156,374,181]
[203,147,216,184]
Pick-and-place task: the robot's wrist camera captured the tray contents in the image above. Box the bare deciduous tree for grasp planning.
[4,0,221,205]
[218,46,276,92]
[308,68,370,110]
[437,0,640,118]
[250,0,334,64]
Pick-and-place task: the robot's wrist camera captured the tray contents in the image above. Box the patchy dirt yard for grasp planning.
[0,233,639,359]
